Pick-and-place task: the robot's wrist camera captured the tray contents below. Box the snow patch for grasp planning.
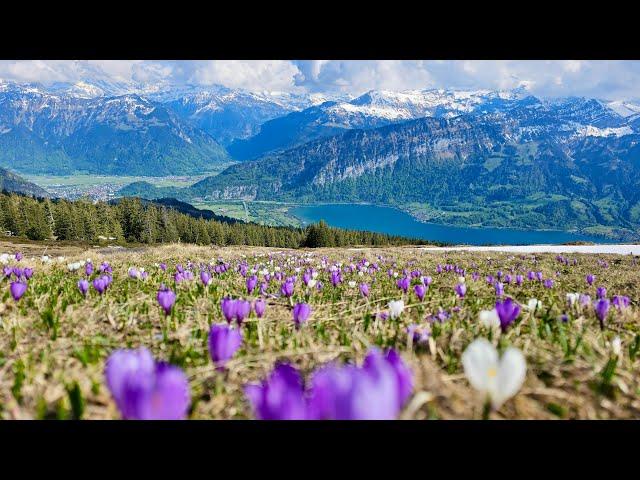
[576,125,633,138]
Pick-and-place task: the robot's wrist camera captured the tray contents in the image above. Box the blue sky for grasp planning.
[1,60,639,100]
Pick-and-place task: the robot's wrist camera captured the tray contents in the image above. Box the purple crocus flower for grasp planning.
[200,270,211,287]
[292,302,312,327]
[307,348,413,420]
[254,298,266,318]
[612,295,630,310]
[330,270,342,287]
[159,263,167,272]
[157,288,176,316]
[78,279,89,296]
[427,308,450,323]
[594,298,610,329]
[414,284,426,301]
[280,280,295,298]
[221,297,237,323]
[515,274,523,286]
[104,347,190,420]
[15,252,23,262]
[535,271,543,281]
[407,324,431,345]
[495,297,521,332]
[527,271,535,281]
[235,300,251,325]
[208,323,243,369]
[246,275,258,295]
[586,274,595,286]
[544,279,554,289]
[494,282,504,297]
[596,287,607,299]
[23,267,33,280]
[579,293,592,307]
[10,281,27,301]
[396,277,410,294]
[454,283,466,298]
[85,263,94,276]
[259,282,268,296]
[93,277,108,295]
[244,363,309,420]
[423,276,433,286]
[359,283,370,298]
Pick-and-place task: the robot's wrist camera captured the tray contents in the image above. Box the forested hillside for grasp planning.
[0,193,429,248]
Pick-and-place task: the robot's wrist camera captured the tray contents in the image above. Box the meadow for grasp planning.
[0,241,638,420]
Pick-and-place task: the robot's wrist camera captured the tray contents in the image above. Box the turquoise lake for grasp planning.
[290,204,609,246]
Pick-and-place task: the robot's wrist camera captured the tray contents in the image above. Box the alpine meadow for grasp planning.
[1,60,639,421]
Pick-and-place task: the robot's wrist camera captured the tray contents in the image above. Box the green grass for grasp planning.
[193,200,303,227]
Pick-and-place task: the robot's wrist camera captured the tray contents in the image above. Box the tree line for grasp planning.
[0,192,430,248]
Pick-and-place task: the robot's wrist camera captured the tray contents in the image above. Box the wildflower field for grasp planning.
[1,241,639,420]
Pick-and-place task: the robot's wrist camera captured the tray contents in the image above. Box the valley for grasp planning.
[3,79,640,243]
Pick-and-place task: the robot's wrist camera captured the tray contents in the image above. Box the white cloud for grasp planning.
[1,60,640,101]
[188,60,301,92]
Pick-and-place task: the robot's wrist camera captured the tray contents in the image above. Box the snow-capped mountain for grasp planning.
[161,86,343,145]
[228,88,640,160]
[0,82,229,176]
[226,87,522,159]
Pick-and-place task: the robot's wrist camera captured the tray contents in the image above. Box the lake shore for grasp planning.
[421,244,640,255]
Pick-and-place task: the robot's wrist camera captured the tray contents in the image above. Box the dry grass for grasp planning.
[1,241,639,419]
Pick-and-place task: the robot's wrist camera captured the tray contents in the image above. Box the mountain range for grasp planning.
[3,78,640,239]
[0,82,232,176]
[120,94,640,240]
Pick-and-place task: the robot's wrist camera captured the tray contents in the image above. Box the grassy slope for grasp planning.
[1,242,639,419]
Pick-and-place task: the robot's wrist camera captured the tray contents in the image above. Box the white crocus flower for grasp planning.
[312,271,319,279]
[458,276,466,283]
[611,336,622,357]
[479,309,501,330]
[307,279,317,289]
[566,293,580,306]
[67,262,83,272]
[527,298,542,311]
[388,300,405,319]
[462,338,526,410]
[348,281,356,288]
[358,270,364,277]
[393,272,398,278]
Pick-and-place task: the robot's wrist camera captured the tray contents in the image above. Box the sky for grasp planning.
[1,60,639,100]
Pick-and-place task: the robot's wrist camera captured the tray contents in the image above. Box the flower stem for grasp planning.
[482,401,491,420]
